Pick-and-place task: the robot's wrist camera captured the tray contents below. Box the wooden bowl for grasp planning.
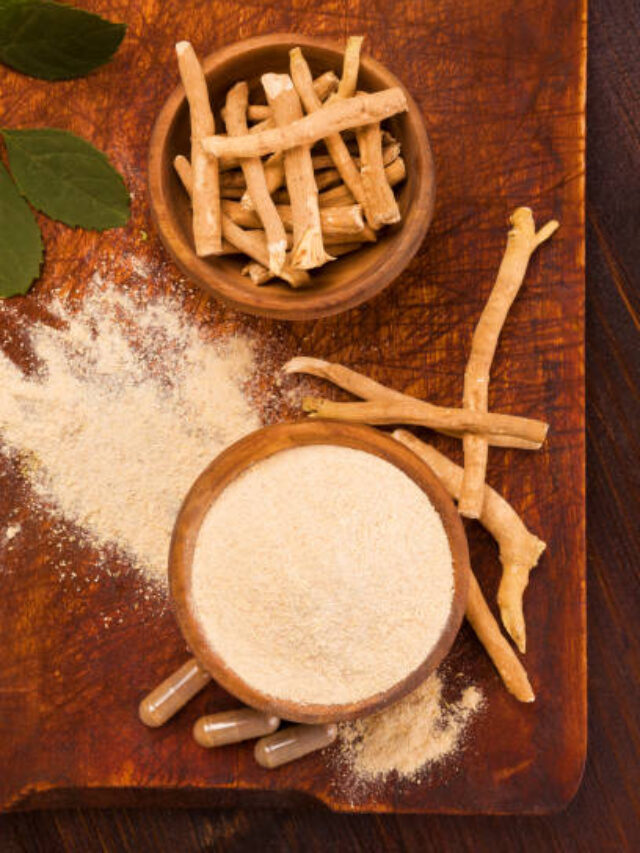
[149,33,436,321]
[169,421,469,724]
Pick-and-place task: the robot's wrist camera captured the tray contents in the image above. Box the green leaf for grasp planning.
[0,161,43,297]
[2,128,130,230]
[0,0,125,80]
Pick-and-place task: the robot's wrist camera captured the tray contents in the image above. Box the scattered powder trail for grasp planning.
[0,285,261,587]
[338,671,484,783]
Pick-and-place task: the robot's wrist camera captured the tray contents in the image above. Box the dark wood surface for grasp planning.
[0,0,586,816]
[0,0,637,848]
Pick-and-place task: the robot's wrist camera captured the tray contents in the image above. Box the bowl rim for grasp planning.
[148,32,436,321]
[169,420,469,724]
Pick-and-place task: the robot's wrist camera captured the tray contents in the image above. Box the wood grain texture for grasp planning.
[0,0,590,826]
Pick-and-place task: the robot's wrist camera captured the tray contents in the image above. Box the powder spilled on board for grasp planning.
[0,283,261,589]
[337,671,484,783]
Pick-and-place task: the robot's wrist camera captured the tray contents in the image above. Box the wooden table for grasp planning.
[0,0,638,848]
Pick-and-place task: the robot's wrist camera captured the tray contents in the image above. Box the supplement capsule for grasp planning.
[193,709,280,748]
[254,723,338,769]
[138,658,211,727]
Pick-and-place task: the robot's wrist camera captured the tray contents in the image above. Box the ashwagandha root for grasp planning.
[175,41,222,255]
[176,157,373,243]
[336,35,364,99]
[466,570,535,702]
[222,200,373,241]
[174,154,309,286]
[246,103,271,121]
[221,215,309,288]
[320,417,535,700]
[356,118,401,228]
[177,166,310,286]
[244,70,338,122]
[241,72,340,209]
[290,45,371,225]
[224,81,287,274]
[282,356,542,449]
[459,208,559,519]
[251,142,400,203]
[242,242,363,285]
[202,87,408,159]
[300,396,547,447]
[283,355,407,402]
[393,430,546,653]
[222,166,358,199]
[262,73,332,270]
[308,141,401,173]
[316,156,406,207]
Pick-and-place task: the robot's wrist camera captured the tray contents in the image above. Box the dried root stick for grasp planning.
[241,72,340,209]
[247,104,271,121]
[283,356,540,449]
[221,215,309,288]
[302,396,548,447]
[236,230,359,250]
[283,356,408,404]
[222,199,370,240]
[224,82,287,274]
[310,142,401,172]
[175,41,222,255]
[336,36,365,98]
[203,88,408,159]
[243,243,363,285]
[356,119,401,228]
[289,47,370,224]
[263,73,331,269]
[241,261,275,285]
[284,356,539,449]
[246,153,284,206]
[174,157,307,285]
[466,570,535,702]
[176,161,374,244]
[176,160,372,246]
[393,430,546,653]
[459,208,559,519]
[317,157,406,207]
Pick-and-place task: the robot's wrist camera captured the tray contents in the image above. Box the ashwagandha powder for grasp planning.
[192,444,454,706]
[338,671,484,782]
[0,284,261,587]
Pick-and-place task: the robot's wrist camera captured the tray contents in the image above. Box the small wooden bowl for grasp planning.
[149,33,436,321]
[169,421,469,724]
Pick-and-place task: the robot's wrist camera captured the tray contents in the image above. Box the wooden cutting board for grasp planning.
[0,0,585,813]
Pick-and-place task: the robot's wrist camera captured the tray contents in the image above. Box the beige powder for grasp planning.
[192,445,454,706]
[0,285,261,587]
[338,671,484,781]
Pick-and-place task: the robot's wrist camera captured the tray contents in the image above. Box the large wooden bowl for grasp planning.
[148,33,436,321]
[169,421,469,724]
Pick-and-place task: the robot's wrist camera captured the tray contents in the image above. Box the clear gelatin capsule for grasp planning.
[193,708,280,748]
[138,658,211,728]
[254,723,338,769]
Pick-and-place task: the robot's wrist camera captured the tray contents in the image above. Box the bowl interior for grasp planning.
[150,34,435,319]
[169,421,469,724]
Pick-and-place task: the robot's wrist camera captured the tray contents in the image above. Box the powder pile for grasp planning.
[0,285,261,587]
[338,671,484,782]
[192,444,454,706]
